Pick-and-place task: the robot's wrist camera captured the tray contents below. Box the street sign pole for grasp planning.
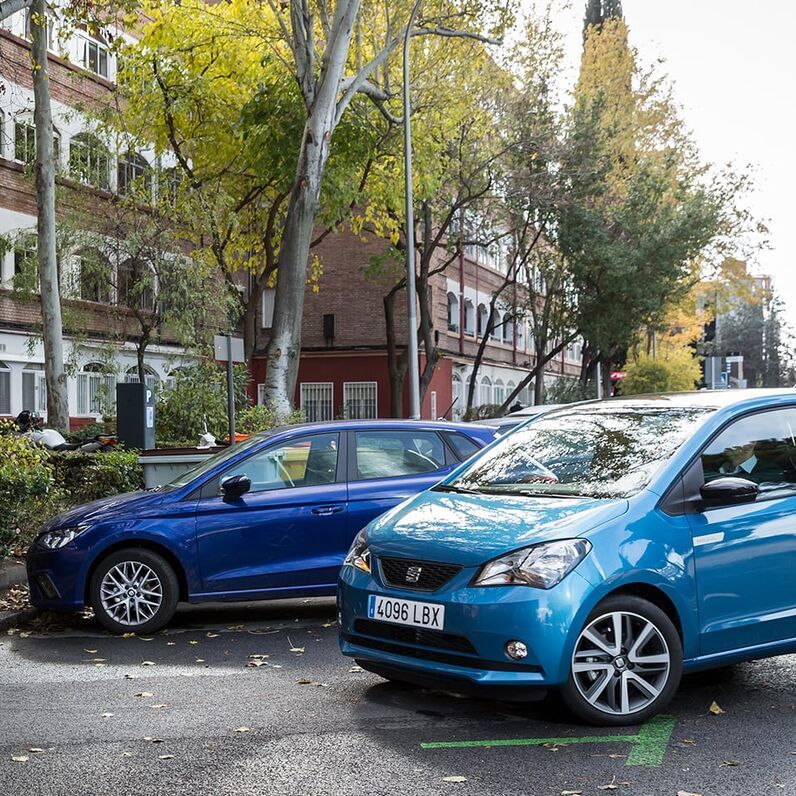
[226,334,236,446]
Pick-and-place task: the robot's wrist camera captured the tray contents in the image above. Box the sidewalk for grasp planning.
[0,557,38,630]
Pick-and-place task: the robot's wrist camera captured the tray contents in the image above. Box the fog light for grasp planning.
[505,640,528,660]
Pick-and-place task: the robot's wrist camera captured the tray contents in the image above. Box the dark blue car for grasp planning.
[27,420,495,634]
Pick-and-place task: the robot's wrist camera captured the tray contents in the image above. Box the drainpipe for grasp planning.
[458,211,465,356]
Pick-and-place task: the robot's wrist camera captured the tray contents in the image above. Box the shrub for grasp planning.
[0,424,60,555]
[544,376,593,404]
[156,360,249,444]
[236,405,305,435]
[622,348,701,395]
[48,448,144,504]
[64,421,114,444]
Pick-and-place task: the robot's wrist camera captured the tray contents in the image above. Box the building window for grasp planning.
[493,378,505,406]
[13,119,60,166]
[13,237,38,292]
[300,382,333,422]
[261,288,275,328]
[446,291,459,332]
[479,376,492,406]
[477,303,488,337]
[117,260,154,310]
[22,364,46,413]
[463,299,475,336]
[77,363,116,415]
[117,151,151,197]
[124,366,158,392]
[159,166,181,206]
[451,372,463,419]
[0,361,10,415]
[77,30,110,78]
[69,132,110,189]
[77,251,111,303]
[502,312,513,345]
[343,381,377,420]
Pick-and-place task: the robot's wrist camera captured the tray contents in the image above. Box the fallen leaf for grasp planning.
[322,621,336,628]
[11,755,29,763]
[349,665,364,673]
[247,660,267,668]
[676,792,702,796]
[206,633,220,638]
[271,664,283,669]
[83,648,98,654]
[442,776,467,783]
[143,737,164,743]
[122,632,136,638]
[561,791,583,796]
[289,647,305,654]
[598,777,618,791]
[234,726,251,733]
[227,624,244,630]
[166,642,176,646]
[189,641,199,646]
[122,752,132,757]
[28,748,44,753]
[134,691,154,698]
[607,754,625,760]
[296,678,312,685]
[139,637,153,642]
[141,661,155,667]
[248,654,270,659]
[196,658,205,663]
[101,712,114,718]
[709,701,725,715]
[150,704,168,709]
[158,754,174,760]
[721,760,741,767]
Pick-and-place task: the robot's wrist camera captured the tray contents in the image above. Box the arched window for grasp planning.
[488,307,499,341]
[493,378,504,406]
[77,362,117,415]
[477,303,488,337]
[463,299,475,336]
[0,360,10,415]
[506,380,517,407]
[77,248,111,303]
[518,385,531,406]
[159,166,181,206]
[117,151,151,197]
[117,259,155,311]
[516,320,525,350]
[479,375,492,407]
[451,372,463,419]
[446,291,459,332]
[69,132,110,189]
[125,365,159,392]
[502,312,514,345]
[13,234,38,292]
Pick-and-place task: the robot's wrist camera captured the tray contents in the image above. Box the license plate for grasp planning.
[367,594,445,630]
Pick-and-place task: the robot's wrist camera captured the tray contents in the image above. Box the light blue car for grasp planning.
[339,390,796,725]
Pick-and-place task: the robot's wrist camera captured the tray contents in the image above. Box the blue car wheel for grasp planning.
[89,548,180,635]
[561,595,683,726]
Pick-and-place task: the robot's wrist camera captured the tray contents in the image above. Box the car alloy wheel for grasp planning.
[571,609,671,717]
[100,561,163,627]
[90,548,180,634]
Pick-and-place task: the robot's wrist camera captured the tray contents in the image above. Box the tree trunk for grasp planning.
[384,288,408,418]
[243,279,264,363]
[533,348,545,405]
[31,0,69,431]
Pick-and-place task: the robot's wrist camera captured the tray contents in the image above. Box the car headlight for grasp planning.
[37,525,90,550]
[343,530,371,574]
[473,539,591,589]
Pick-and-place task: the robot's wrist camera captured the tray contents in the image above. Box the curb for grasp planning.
[0,607,40,632]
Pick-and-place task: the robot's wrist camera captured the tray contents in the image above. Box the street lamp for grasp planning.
[403,0,424,420]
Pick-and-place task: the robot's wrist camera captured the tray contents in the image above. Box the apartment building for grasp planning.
[0,8,190,425]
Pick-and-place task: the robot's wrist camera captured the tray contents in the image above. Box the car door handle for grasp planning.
[312,505,345,516]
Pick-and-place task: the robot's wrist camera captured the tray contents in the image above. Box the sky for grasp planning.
[536,0,795,323]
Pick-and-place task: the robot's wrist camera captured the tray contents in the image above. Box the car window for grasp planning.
[444,431,482,461]
[701,409,796,491]
[354,430,446,480]
[222,433,339,493]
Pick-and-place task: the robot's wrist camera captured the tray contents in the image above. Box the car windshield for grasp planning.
[163,433,271,489]
[449,404,715,499]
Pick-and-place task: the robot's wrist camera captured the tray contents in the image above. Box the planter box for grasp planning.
[139,446,226,489]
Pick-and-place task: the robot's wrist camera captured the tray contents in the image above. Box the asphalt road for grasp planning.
[2,600,796,796]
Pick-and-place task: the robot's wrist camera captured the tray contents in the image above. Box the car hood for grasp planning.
[366,490,629,566]
[45,490,164,531]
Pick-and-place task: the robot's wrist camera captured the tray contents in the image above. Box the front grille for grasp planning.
[379,557,461,592]
[354,619,477,655]
[343,633,541,672]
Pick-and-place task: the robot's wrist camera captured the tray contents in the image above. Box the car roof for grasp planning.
[255,418,496,439]
[566,389,796,413]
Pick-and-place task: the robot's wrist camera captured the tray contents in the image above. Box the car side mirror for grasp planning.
[699,476,759,507]
[221,474,251,500]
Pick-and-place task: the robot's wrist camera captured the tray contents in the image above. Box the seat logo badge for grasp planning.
[405,566,423,583]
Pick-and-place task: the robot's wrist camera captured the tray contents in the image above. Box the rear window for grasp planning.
[354,430,446,480]
[444,431,482,461]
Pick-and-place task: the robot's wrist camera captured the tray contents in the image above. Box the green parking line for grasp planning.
[420,715,676,768]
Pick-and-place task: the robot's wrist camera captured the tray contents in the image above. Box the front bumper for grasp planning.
[338,562,595,689]
[26,543,87,611]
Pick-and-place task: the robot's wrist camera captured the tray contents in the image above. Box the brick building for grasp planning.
[1,6,580,427]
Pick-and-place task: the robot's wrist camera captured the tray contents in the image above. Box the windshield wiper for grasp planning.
[432,484,481,495]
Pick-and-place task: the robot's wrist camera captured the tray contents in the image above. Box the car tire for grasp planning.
[561,595,682,727]
[89,548,180,635]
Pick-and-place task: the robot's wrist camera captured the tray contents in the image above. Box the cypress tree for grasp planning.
[583,0,624,39]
